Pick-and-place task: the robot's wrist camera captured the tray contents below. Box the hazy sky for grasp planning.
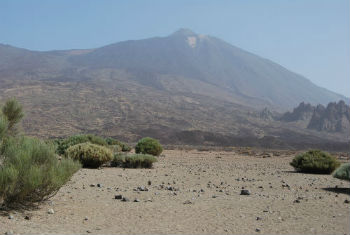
[1,0,349,97]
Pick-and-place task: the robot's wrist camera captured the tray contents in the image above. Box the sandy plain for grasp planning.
[0,149,349,235]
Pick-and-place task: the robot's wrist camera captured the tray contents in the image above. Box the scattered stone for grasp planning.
[90,184,95,187]
[8,215,14,219]
[344,199,350,204]
[212,195,218,198]
[183,200,193,205]
[294,199,300,203]
[255,228,261,232]
[200,189,205,192]
[148,180,152,186]
[256,217,262,220]
[97,183,102,188]
[240,189,251,195]
[48,208,55,214]
[86,230,92,233]
[4,231,14,235]
[134,198,140,202]
[24,215,30,220]
[115,194,123,200]
[84,216,89,221]
[121,197,129,202]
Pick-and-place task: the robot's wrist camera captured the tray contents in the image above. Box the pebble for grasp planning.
[148,180,152,186]
[84,216,89,221]
[48,209,55,214]
[115,195,123,200]
[240,189,251,195]
[134,198,140,202]
[183,200,193,205]
[121,197,130,202]
[90,184,95,187]
[24,215,30,220]
[255,228,261,232]
[8,215,14,220]
[97,183,102,188]
[344,199,350,204]
[5,231,14,235]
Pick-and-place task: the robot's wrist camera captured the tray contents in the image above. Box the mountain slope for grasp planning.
[70,29,347,109]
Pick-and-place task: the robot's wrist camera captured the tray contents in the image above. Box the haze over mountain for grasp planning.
[0,29,348,149]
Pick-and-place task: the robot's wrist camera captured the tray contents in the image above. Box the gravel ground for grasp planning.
[1,150,349,234]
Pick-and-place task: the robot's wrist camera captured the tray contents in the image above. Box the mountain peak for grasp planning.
[171,28,197,37]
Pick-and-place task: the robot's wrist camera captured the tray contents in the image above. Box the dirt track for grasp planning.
[1,150,349,234]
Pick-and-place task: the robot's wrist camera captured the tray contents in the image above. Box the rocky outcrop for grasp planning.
[280,102,315,122]
[307,100,350,133]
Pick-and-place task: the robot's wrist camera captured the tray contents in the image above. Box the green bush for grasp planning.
[56,134,108,155]
[290,150,340,174]
[111,153,157,168]
[66,143,112,168]
[333,163,350,181]
[135,137,163,156]
[0,137,81,208]
[105,137,131,152]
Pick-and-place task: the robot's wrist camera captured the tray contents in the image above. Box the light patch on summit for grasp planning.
[187,36,197,48]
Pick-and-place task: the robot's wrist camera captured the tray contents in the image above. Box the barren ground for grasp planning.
[1,150,349,234]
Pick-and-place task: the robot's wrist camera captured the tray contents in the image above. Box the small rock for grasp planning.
[255,228,261,232]
[115,195,123,200]
[97,183,102,188]
[183,200,193,205]
[48,209,55,214]
[86,230,92,233]
[294,199,300,203]
[121,197,129,202]
[84,216,89,221]
[8,215,14,220]
[5,231,14,235]
[344,199,350,204]
[134,198,140,202]
[24,215,31,220]
[148,180,152,186]
[256,217,262,220]
[240,189,251,195]
[90,184,95,187]
[212,195,218,198]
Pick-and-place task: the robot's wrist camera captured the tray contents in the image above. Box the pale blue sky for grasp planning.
[0,0,349,96]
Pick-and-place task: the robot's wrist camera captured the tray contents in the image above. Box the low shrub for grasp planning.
[0,137,81,208]
[111,153,157,168]
[105,137,131,152]
[66,143,112,168]
[333,163,350,181]
[56,134,107,155]
[290,150,340,174]
[135,137,163,156]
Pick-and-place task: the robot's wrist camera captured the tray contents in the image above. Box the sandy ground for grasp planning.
[1,149,349,235]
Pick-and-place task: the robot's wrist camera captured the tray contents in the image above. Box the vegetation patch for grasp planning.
[290,150,340,174]
[0,98,81,209]
[111,153,157,168]
[105,137,131,152]
[135,137,163,156]
[66,142,112,168]
[56,134,108,155]
[333,163,350,181]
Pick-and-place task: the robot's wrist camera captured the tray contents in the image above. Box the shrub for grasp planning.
[135,137,163,156]
[56,134,108,155]
[333,163,350,181]
[0,137,81,208]
[290,150,340,174]
[66,143,112,168]
[105,137,131,152]
[111,153,157,168]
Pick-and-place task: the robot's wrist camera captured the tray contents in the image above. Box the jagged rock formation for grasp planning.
[307,100,350,133]
[280,102,315,122]
[281,100,350,133]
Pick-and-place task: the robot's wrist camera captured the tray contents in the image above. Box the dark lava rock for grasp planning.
[240,189,251,195]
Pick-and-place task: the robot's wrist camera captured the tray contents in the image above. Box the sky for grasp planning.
[0,0,349,97]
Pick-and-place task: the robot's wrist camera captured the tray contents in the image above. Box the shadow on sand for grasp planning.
[322,187,350,196]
